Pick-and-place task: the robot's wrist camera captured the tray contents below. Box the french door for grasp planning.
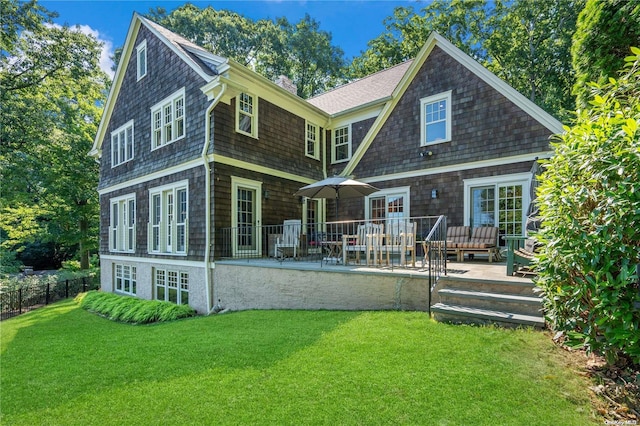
[231,177,262,257]
[466,174,530,246]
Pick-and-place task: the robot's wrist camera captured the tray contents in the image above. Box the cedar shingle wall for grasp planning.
[354,46,553,178]
[98,26,209,191]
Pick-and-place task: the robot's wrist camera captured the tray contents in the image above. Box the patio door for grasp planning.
[232,177,262,257]
[465,174,530,246]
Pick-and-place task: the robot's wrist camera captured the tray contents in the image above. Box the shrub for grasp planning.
[76,291,197,324]
[535,48,640,364]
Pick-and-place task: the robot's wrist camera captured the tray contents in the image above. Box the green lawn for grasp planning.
[1,300,599,425]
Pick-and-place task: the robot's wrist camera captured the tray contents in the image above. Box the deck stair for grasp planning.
[430,275,544,328]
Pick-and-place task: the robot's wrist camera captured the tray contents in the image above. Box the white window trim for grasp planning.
[305,121,320,160]
[364,186,411,221]
[110,120,134,167]
[150,88,186,150]
[109,193,136,253]
[114,264,137,296]
[420,90,452,146]
[154,268,189,305]
[148,180,189,256]
[463,173,532,234]
[235,92,258,139]
[136,40,147,81]
[331,124,352,164]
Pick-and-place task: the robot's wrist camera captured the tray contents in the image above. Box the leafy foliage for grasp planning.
[348,0,582,120]
[572,0,640,109]
[0,0,108,269]
[77,291,197,324]
[147,5,345,98]
[535,50,640,364]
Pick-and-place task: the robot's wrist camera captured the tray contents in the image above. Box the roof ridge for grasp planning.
[309,60,414,100]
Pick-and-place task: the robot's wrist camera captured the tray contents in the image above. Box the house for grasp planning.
[90,14,562,314]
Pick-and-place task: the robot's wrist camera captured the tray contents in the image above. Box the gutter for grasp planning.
[202,82,227,314]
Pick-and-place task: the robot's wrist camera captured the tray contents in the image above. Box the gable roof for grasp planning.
[307,61,413,115]
[341,32,565,176]
[90,13,229,157]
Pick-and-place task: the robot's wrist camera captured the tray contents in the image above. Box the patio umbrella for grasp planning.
[294,176,379,217]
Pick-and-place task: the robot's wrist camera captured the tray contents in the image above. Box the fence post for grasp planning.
[66,280,69,298]
[46,283,50,305]
[18,288,22,315]
[82,277,87,292]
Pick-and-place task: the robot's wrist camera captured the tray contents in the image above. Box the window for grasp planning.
[136,40,147,80]
[111,120,134,167]
[114,264,136,296]
[154,268,189,305]
[420,91,452,145]
[109,194,136,252]
[149,182,188,255]
[236,92,257,138]
[332,125,351,163]
[151,88,185,149]
[306,121,319,159]
[365,188,410,223]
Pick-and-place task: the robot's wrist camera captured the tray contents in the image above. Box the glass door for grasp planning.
[469,182,526,246]
[470,186,496,228]
[232,177,262,257]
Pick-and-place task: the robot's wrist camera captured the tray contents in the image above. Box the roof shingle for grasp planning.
[307,60,413,115]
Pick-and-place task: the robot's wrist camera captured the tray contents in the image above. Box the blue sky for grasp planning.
[40,0,421,78]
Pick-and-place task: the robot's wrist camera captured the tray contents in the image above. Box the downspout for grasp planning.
[202,82,226,314]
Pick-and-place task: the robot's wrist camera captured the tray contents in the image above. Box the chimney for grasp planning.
[275,75,297,95]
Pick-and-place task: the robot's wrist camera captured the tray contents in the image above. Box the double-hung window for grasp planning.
[111,120,134,167]
[306,121,319,159]
[151,88,185,149]
[420,91,452,145]
[332,124,351,163]
[114,264,136,296]
[109,194,136,252]
[149,181,188,255]
[136,40,147,80]
[236,92,257,138]
[154,268,189,305]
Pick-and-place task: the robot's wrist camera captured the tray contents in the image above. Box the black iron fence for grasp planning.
[0,275,100,321]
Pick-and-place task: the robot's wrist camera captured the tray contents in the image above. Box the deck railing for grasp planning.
[218,215,447,268]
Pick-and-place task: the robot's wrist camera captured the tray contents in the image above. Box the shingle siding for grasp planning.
[212,97,324,181]
[98,26,209,191]
[100,166,207,261]
[354,46,552,178]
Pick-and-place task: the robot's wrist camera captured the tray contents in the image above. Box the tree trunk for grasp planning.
[79,218,90,269]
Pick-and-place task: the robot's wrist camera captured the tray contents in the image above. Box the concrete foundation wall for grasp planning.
[213,264,430,311]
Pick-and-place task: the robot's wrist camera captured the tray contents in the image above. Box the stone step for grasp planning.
[437,275,537,297]
[437,288,543,317]
[431,302,545,328]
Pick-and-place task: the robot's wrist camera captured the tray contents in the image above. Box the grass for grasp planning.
[1,300,599,425]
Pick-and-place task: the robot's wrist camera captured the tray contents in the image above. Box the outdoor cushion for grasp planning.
[446,226,470,247]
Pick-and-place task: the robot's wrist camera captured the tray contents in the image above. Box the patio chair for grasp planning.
[457,226,500,262]
[342,223,384,266]
[383,221,417,267]
[506,236,537,276]
[275,219,301,261]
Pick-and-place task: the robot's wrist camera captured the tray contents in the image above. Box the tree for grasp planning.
[0,0,108,269]
[276,14,345,98]
[535,49,640,364]
[348,0,582,120]
[146,5,345,98]
[571,0,640,109]
[348,1,489,78]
